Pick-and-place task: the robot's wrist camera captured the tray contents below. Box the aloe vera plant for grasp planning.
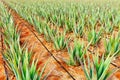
[32,16,45,34]
[53,34,67,50]
[112,13,120,28]
[50,14,57,24]
[67,41,85,65]
[73,20,85,38]
[104,34,120,56]
[80,53,118,80]
[65,18,75,32]
[87,28,103,45]
[104,19,114,34]
[56,13,65,27]
[89,14,97,28]
[43,24,56,42]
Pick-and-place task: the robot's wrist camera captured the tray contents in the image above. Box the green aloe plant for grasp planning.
[51,14,57,25]
[32,16,45,34]
[104,19,114,34]
[89,14,97,28]
[57,14,65,27]
[113,17,120,28]
[104,34,120,56]
[65,18,75,32]
[53,34,67,50]
[43,24,56,42]
[80,53,118,80]
[87,28,103,45]
[73,20,85,38]
[67,41,85,65]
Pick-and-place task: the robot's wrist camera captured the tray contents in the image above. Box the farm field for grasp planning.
[0,0,120,80]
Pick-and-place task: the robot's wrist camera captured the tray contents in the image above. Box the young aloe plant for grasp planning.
[53,34,67,50]
[57,14,65,27]
[104,19,114,34]
[104,34,120,56]
[89,14,97,28]
[87,28,103,45]
[43,24,56,42]
[67,41,85,65]
[73,20,85,38]
[32,16,45,34]
[51,14,57,25]
[80,53,118,80]
[65,18,75,32]
[112,14,120,28]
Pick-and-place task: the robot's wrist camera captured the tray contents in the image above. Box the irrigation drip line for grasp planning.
[22,19,76,80]
[1,1,76,80]
[27,26,76,80]
[0,29,9,80]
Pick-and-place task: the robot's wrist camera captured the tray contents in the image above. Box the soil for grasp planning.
[0,31,6,80]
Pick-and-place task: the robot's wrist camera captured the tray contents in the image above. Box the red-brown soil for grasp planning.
[0,33,6,80]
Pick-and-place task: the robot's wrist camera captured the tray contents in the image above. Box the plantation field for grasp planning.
[0,0,120,80]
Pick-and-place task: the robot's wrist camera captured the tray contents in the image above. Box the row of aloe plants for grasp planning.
[6,0,120,79]
[0,2,47,80]
[8,0,120,34]
[7,0,120,45]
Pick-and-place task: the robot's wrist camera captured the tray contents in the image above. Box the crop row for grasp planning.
[0,2,46,80]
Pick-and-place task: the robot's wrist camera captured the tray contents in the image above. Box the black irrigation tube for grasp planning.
[0,29,9,80]
[1,1,76,80]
